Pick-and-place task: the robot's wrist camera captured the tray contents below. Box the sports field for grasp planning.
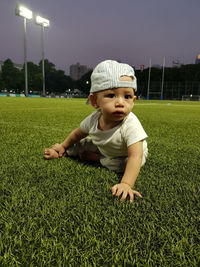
[0,97,199,266]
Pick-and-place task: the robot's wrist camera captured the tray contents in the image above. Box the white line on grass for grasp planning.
[135,103,200,107]
[135,103,158,106]
[0,121,63,132]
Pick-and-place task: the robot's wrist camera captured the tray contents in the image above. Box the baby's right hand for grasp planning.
[44,148,59,159]
[51,143,66,157]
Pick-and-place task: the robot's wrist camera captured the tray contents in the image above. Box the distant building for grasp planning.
[195,54,200,64]
[172,60,181,68]
[70,62,89,80]
[152,64,161,69]
[0,60,23,71]
[140,65,145,71]
[13,63,23,70]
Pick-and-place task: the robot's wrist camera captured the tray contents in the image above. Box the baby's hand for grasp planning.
[44,148,59,159]
[111,183,142,203]
[50,143,65,157]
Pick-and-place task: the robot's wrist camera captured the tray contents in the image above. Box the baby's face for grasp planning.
[95,86,136,123]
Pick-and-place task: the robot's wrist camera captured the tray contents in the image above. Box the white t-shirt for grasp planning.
[80,110,148,158]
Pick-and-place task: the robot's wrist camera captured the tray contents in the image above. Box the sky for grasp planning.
[0,0,200,74]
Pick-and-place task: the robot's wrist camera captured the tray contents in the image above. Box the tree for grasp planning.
[75,70,92,95]
[39,59,56,93]
[39,59,56,74]
[38,59,74,93]
[1,59,22,91]
[26,62,42,92]
[0,71,5,90]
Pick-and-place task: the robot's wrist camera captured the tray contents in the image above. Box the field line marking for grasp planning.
[135,103,200,107]
[0,121,65,133]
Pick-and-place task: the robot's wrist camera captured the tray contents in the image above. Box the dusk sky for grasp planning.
[1,0,200,74]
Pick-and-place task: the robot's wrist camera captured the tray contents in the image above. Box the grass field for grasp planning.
[0,97,199,266]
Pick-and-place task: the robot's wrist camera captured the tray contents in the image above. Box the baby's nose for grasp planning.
[115,97,124,106]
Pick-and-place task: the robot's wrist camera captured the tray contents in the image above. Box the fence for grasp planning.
[137,81,200,100]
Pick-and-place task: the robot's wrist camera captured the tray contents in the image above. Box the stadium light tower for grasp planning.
[36,16,50,96]
[16,6,33,97]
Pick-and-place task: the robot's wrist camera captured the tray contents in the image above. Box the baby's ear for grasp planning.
[89,93,99,108]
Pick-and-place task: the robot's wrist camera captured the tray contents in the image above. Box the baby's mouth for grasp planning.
[113,111,124,116]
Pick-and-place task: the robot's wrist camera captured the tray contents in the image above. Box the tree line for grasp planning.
[1,58,200,99]
[0,59,74,95]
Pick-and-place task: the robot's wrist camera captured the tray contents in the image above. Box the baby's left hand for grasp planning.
[111,183,142,203]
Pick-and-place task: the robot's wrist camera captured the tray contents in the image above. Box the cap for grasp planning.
[90,60,137,93]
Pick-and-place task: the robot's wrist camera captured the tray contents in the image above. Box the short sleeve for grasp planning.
[80,110,100,134]
[121,113,148,147]
[80,114,92,134]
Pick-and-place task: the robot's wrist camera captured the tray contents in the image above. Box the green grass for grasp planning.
[0,97,199,266]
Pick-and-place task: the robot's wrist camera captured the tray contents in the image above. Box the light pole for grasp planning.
[36,16,50,96]
[147,58,151,100]
[160,56,165,100]
[16,6,32,97]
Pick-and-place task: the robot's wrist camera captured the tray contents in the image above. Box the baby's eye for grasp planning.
[125,95,132,99]
[106,94,115,98]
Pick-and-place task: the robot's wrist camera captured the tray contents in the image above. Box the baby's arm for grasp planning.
[61,127,88,150]
[44,127,88,159]
[111,141,143,202]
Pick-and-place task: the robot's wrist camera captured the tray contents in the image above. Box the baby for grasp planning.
[44,60,148,202]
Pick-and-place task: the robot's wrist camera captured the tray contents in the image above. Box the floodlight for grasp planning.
[36,16,50,27]
[16,6,33,19]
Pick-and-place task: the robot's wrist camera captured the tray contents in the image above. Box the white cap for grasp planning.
[90,60,137,93]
